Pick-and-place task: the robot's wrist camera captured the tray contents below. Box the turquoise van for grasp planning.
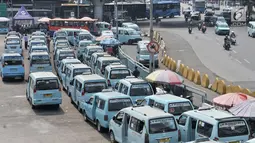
[29,39,46,49]
[178,104,250,142]
[58,58,81,81]
[81,90,133,132]
[143,94,194,120]
[60,28,90,46]
[111,27,142,44]
[104,63,131,88]
[90,52,110,72]
[77,40,93,61]
[53,30,67,42]
[54,48,75,69]
[5,36,22,56]
[63,64,92,95]
[82,45,103,65]
[29,45,49,54]
[122,22,141,35]
[28,35,46,47]
[0,53,24,81]
[115,76,154,104]
[109,106,180,143]
[69,74,107,108]
[26,72,62,109]
[53,40,70,55]
[95,56,120,76]
[76,31,95,46]
[95,22,111,34]
[28,51,52,73]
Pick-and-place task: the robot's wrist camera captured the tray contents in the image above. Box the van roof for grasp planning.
[122,76,146,84]
[92,52,109,57]
[106,63,127,70]
[30,72,57,79]
[75,74,105,82]
[94,91,130,100]
[145,94,191,103]
[86,45,103,50]
[123,106,173,119]
[79,40,93,44]
[112,27,135,31]
[184,108,238,125]
[61,58,80,63]
[97,56,120,62]
[249,21,255,25]
[30,51,49,56]
[66,63,90,69]
[31,45,47,48]
[2,53,21,57]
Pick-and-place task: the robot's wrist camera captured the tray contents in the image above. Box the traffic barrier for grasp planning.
[182,66,189,78]
[170,60,177,71]
[201,74,210,88]
[211,77,219,92]
[167,58,173,69]
[193,70,201,85]
[217,80,226,94]
[232,85,242,93]
[241,88,252,95]
[162,54,167,65]
[187,68,195,81]
[153,31,157,40]
[165,56,170,66]
[226,85,233,93]
[179,64,185,75]
[251,92,255,97]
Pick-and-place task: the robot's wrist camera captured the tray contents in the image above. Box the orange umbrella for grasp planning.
[213,93,254,108]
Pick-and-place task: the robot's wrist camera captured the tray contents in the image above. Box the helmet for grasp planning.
[231,31,234,34]
[225,35,228,38]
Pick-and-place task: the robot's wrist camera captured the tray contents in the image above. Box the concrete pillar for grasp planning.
[92,0,104,21]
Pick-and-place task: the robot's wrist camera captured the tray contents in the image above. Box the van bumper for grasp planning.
[33,98,62,106]
[2,72,25,78]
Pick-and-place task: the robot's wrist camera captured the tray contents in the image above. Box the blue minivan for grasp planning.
[28,51,52,73]
[26,72,62,109]
[0,53,24,81]
[5,36,23,56]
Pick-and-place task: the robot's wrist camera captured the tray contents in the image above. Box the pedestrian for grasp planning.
[47,34,51,52]
[24,34,28,50]
[160,37,166,57]
[132,66,140,78]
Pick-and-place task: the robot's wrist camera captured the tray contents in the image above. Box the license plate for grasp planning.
[37,67,44,70]
[44,94,52,97]
[229,141,240,143]
[136,99,143,103]
[10,68,17,71]
[159,138,170,143]
[11,46,16,49]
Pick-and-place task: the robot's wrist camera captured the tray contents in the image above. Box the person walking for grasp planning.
[24,34,28,50]
[132,66,140,78]
[47,34,51,52]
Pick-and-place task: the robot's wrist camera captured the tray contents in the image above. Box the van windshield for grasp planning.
[168,102,193,115]
[79,34,93,41]
[59,53,75,60]
[218,120,249,137]
[108,98,132,111]
[84,82,106,93]
[89,49,103,55]
[73,68,92,77]
[4,56,22,65]
[130,83,153,96]
[149,117,177,134]
[31,55,50,64]
[36,79,59,90]
[6,38,20,45]
[110,69,131,79]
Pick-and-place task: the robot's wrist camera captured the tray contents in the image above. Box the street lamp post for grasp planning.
[77,0,80,18]
[114,0,118,39]
[149,0,154,72]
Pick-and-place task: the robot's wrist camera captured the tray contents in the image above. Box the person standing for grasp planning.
[47,34,51,52]
[132,66,140,78]
[24,34,28,50]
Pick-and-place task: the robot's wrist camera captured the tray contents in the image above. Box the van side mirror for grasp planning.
[70,80,74,85]
[112,116,116,120]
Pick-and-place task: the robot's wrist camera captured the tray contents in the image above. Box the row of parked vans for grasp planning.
[3,29,252,143]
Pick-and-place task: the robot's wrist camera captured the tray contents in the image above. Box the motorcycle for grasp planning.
[185,15,188,22]
[188,27,192,34]
[198,23,202,30]
[223,40,231,50]
[201,26,206,33]
[230,37,236,45]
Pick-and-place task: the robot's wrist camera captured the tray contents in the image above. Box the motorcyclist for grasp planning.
[224,35,229,46]
[132,66,140,78]
[230,31,236,38]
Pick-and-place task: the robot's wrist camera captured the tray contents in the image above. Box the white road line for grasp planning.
[244,59,250,64]
[232,50,237,53]
[12,95,26,98]
[177,50,185,52]
[235,59,242,64]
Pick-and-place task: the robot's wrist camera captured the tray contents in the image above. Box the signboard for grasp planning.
[0,3,7,17]
[231,7,247,26]
[70,12,75,17]
[147,41,159,54]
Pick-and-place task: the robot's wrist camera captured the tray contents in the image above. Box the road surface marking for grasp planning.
[12,95,26,98]
[177,50,185,52]
[244,59,250,64]
[232,50,237,53]
[235,59,242,64]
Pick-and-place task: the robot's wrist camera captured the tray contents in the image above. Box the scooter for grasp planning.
[198,23,202,30]
[188,27,192,34]
[185,15,188,22]
[223,41,231,50]
[230,37,236,45]
[201,26,206,33]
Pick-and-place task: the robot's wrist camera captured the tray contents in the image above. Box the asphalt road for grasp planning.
[0,36,110,143]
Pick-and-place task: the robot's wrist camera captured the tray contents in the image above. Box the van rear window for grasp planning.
[73,68,92,77]
[130,83,153,96]
[4,60,22,65]
[108,98,132,111]
[59,53,75,60]
[84,82,106,93]
[218,120,248,137]
[110,69,131,79]
[168,102,193,115]
[36,79,59,90]
[89,49,103,55]
[32,56,50,64]
[6,39,20,45]
[149,117,177,134]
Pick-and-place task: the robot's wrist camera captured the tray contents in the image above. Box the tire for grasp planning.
[2,77,5,81]
[55,104,59,109]
[26,91,29,101]
[96,120,103,132]
[71,96,75,104]
[110,131,117,143]
[77,102,81,112]
[128,40,132,45]
[83,110,88,122]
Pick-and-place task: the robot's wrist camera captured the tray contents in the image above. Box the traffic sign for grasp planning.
[147,41,159,53]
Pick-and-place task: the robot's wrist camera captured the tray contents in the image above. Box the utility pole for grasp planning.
[149,0,154,72]
[114,0,118,39]
[77,0,80,18]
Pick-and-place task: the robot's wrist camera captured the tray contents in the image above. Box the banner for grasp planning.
[231,7,246,22]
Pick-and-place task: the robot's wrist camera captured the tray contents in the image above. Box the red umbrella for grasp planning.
[213,93,254,108]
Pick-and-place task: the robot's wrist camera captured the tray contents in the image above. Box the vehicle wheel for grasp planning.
[2,76,5,81]
[67,87,70,96]
[77,102,81,112]
[128,40,132,45]
[83,110,88,122]
[110,131,117,143]
[248,32,250,37]
[71,97,74,104]
[31,103,35,109]
[26,91,29,101]
[170,14,174,18]
[96,120,103,132]
[55,104,59,109]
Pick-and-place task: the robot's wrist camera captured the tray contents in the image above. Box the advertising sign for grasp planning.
[231,7,247,26]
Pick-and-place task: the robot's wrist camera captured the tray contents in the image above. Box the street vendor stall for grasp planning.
[13,6,34,26]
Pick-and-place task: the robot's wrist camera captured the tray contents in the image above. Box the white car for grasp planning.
[101,30,114,37]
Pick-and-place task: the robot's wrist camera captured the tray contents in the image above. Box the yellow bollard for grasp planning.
[226,85,233,93]
[162,54,167,64]
[179,64,185,75]
[165,56,170,66]
[170,60,177,72]
[211,77,219,92]
[183,66,189,78]
[233,85,242,93]
[187,68,195,81]
[241,88,252,95]
[167,58,173,69]
[217,80,226,94]
[201,74,210,88]
[193,70,201,85]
